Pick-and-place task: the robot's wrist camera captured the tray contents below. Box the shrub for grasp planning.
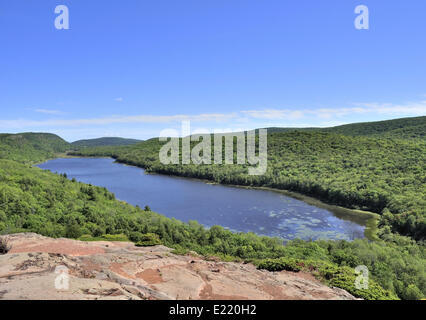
[78,234,129,242]
[403,284,424,300]
[135,233,162,247]
[327,267,398,300]
[101,234,129,242]
[65,222,82,239]
[257,257,398,300]
[171,246,190,255]
[257,257,303,272]
[0,236,11,254]
[129,231,144,243]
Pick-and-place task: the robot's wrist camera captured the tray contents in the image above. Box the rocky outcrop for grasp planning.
[0,233,356,300]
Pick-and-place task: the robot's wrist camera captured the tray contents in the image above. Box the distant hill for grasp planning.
[0,132,69,163]
[263,127,317,134]
[322,116,426,139]
[265,116,426,139]
[71,137,142,148]
[70,115,426,241]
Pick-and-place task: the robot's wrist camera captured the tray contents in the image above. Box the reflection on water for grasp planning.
[37,158,371,241]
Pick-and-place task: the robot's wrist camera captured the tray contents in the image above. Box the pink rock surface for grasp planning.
[0,233,356,300]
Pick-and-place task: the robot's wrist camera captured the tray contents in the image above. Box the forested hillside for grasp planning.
[71,137,141,148]
[70,131,426,241]
[0,133,69,163]
[0,158,423,299]
[322,116,426,139]
[266,116,426,139]
[0,117,425,299]
[0,133,141,161]
[0,133,143,164]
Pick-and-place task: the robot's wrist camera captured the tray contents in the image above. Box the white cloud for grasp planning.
[114,97,123,102]
[2,98,425,138]
[34,108,65,115]
[351,101,426,116]
[241,109,304,120]
[242,100,426,120]
[0,112,237,129]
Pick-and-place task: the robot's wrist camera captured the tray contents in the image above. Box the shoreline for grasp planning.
[144,171,379,240]
[45,154,379,240]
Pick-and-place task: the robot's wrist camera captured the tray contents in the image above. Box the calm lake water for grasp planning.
[37,158,369,241]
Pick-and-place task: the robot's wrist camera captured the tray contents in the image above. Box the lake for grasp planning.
[37,157,371,241]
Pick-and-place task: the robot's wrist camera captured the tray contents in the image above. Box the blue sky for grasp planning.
[0,0,425,141]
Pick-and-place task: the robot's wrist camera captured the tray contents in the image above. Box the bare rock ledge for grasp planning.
[0,233,356,300]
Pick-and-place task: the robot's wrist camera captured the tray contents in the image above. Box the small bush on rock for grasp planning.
[0,236,11,254]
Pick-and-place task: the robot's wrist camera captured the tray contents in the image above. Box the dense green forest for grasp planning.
[71,137,142,148]
[321,116,426,139]
[0,159,424,299]
[0,117,425,299]
[267,116,426,140]
[70,130,426,241]
[0,133,69,164]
